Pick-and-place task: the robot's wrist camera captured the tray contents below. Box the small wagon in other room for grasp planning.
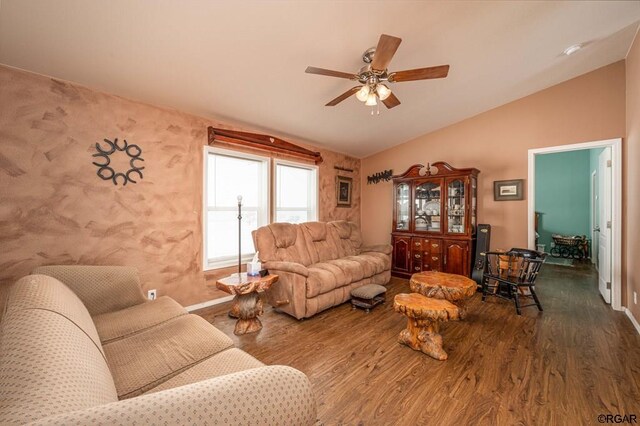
[550,234,589,259]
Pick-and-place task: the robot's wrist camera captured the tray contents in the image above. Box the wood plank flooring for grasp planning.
[195,264,640,425]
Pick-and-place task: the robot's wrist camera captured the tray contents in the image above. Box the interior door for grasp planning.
[591,171,598,266]
[598,147,612,303]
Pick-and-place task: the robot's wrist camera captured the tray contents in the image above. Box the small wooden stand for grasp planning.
[409,271,476,319]
[393,293,460,360]
[215,273,278,335]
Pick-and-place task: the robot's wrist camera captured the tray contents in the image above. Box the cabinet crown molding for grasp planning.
[393,162,480,179]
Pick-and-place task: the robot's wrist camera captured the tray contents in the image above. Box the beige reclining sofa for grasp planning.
[0,265,316,425]
[254,220,391,319]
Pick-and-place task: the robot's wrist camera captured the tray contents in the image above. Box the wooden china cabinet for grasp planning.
[391,162,480,278]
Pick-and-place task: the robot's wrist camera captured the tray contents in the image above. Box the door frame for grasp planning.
[527,138,622,311]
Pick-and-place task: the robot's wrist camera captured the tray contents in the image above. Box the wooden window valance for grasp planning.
[207,127,323,164]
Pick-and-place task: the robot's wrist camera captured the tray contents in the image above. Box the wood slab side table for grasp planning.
[215,273,278,335]
[393,293,460,360]
[409,271,476,319]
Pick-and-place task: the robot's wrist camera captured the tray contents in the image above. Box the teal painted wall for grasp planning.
[535,150,592,250]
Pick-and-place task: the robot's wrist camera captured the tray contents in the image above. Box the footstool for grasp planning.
[393,293,461,360]
[350,284,387,313]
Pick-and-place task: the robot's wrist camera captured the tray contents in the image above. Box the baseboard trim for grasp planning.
[186,295,233,312]
[624,308,640,335]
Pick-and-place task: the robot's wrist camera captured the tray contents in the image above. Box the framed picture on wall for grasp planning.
[336,176,353,207]
[494,179,524,201]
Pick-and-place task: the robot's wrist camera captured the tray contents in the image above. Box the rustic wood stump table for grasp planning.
[215,273,278,335]
[393,293,461,360]
[409,271,476,319]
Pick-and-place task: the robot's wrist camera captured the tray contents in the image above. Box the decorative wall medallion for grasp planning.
[367,169,393,184]
[92,138,144,186]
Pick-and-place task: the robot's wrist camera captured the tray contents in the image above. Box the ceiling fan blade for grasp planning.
[305,66,357,80]
[382,92,401,109]
[326,87,361,106]
[388,65,450,82]
[371,34,402,71]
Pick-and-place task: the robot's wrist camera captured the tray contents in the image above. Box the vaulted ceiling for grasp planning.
[1,1,639,157]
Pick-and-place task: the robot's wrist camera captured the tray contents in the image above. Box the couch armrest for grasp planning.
[360,244,393,255]
[30,366,317,426]
[31,265,147,316]
[263,261,309,277]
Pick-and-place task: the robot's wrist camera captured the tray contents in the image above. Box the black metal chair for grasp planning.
[481,248,545,315]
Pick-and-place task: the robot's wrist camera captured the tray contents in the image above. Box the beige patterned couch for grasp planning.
[254,220,391,319]
[0,265,316,425]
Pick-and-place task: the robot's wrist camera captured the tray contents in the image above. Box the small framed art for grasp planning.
[336,176,353,207]
[494,179,524,201]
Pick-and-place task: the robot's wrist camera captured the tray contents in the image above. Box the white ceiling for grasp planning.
[1,1,639,158]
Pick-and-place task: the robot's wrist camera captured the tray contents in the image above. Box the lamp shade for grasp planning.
[376,84,391,101]
[355,85,370,102]
[365,93,378,106]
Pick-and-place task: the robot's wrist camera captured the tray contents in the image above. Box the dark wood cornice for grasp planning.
[207,127,323,164]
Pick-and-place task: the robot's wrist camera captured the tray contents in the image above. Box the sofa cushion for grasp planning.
[0,309,118,424]
[93,296,187,344]
[360,251,392,271]
[326,258,365,283]
[347,254,386,276]
[5,274,104,355]
[32,265,147,316]
[301,222,340,263]
[254,223,312,266]
[103,314,234,399]
[144,348,264,394]
[307,262,351,298]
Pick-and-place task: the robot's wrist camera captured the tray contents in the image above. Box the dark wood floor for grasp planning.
[196,264,640,425]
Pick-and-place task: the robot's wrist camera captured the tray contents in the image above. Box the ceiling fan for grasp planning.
[306,34,449,111]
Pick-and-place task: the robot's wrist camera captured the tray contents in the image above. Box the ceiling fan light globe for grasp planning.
[365,93,378,106]
[355,85,370,102]
[376,84,391,100]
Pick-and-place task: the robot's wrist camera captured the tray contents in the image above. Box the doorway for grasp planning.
[527,138,622,311]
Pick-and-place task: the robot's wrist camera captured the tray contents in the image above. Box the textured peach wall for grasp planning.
[626,32,640,319]
[0,65,360,306]
[361,61,627,299]
[362,61,625,248]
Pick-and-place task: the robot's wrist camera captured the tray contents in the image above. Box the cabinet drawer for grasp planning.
[411,260,423,273]
[428,254,442,272]
[429,241,442,253]
[412,238,423,250]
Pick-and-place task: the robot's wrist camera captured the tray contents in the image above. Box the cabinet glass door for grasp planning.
[414,180,441,232]
[471,177,477,234]
[395,183,410,231]
[447,179,466,234]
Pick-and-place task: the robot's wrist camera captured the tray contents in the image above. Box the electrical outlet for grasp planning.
[147,289,157,301]
[634,291,637,305]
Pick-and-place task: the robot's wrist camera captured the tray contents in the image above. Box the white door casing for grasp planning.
[527,138,622,311]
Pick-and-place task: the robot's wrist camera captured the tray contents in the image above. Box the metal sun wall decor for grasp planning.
[92,138,145,186]
[367,169,393,184]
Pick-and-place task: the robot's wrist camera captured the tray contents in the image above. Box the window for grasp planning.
[203,148,319,270]
[275,161,318,224]
[204,147,269,269]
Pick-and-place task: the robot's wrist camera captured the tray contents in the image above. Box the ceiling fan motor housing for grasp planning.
[362,47,376,63]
